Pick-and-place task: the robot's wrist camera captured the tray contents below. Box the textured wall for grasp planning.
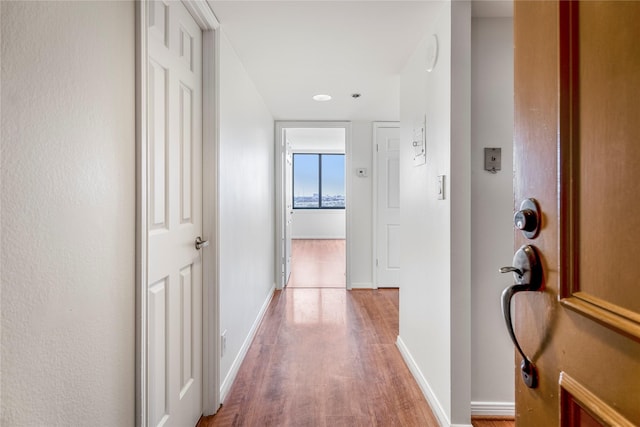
[1,2,135,425]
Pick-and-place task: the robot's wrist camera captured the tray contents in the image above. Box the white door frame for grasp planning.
[135,2,221,425]
[275,121,352,290]
[372,121,400,289]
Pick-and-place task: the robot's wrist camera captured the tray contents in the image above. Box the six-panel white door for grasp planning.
[147,1,203,426]
[376,125,400,287]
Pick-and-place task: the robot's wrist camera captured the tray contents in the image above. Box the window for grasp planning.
[293,153,345,209]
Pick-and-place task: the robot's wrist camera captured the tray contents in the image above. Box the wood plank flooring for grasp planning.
[471,419,515,427]
[287,239,345,288]
[198,238,515,427]
[198,288,440,426]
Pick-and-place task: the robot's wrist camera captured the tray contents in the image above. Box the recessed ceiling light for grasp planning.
[312,94,332,102]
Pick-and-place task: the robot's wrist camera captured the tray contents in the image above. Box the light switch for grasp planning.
[356,168,368,178]
[484,148,501,173]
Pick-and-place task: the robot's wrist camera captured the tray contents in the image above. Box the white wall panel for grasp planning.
[1,2,135,424]
[349,122,375,287]
[398,2,472,425]
[218,31,275,388]
[291,210,346,239]
[470,17,515,408]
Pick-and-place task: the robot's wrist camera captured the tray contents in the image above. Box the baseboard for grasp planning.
[292,236,346,240]
[471,401,515,417]
[220,284,275,402]
[396,336,455,427]
[350,282,373,289]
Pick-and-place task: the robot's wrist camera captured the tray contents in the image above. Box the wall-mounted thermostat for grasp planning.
[484,148,501,173]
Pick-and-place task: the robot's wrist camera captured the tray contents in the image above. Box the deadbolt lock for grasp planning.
[514,198,540,239]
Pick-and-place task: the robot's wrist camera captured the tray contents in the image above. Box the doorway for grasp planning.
[372,122,400,288]
[275,122,351,290]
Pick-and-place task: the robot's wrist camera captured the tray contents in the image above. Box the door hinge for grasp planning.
[376,144,379,152]
[376,259,379,267]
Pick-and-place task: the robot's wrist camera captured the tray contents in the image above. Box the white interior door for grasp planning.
[284,139,293,285]
[147,1,203,426]
[375,125,400,287]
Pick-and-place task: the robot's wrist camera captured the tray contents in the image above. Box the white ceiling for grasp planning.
[208,1,512,122]
[286,127,346,151]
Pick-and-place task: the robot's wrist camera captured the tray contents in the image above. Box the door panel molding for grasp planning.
[560,372,635,427]
[557,0,640,342]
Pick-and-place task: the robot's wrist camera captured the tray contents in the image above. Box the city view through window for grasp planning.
[293,153,345,208]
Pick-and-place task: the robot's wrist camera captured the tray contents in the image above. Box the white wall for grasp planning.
[1,2,135,425]
[349,121,374,288]
[470,17,515,410]
[397,2,472,426]
[292,210,345,239]
[218,31,275,394]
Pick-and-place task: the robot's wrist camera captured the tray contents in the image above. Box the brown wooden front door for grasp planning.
[513,1,640,425]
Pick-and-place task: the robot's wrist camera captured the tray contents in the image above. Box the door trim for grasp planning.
[372,121,400,289]
[275,121,352,289]
[135,2,220,425]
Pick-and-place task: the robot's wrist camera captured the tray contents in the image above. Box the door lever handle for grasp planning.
[195,236,209,250]
[499,266,523,276]
[500,244,543,388]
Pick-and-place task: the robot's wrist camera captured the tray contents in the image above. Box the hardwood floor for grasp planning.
[198,288,440,426]
[287,239,345,288]
[198,239,516,427]
[471,418,515,427]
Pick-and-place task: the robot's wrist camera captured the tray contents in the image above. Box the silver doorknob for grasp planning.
[195,236,209,250]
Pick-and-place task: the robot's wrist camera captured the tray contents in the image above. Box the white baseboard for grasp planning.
[471,401,515,417]
[350,282,373,289]
[220,284,275,402]
[396,336,474,427]
[396,336,452,427]
[292,236,346,240]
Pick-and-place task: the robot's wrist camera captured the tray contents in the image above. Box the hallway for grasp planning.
[198,288,439,426]
[287,239,346,288]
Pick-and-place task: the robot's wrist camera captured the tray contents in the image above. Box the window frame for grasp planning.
[292,153,345,210]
